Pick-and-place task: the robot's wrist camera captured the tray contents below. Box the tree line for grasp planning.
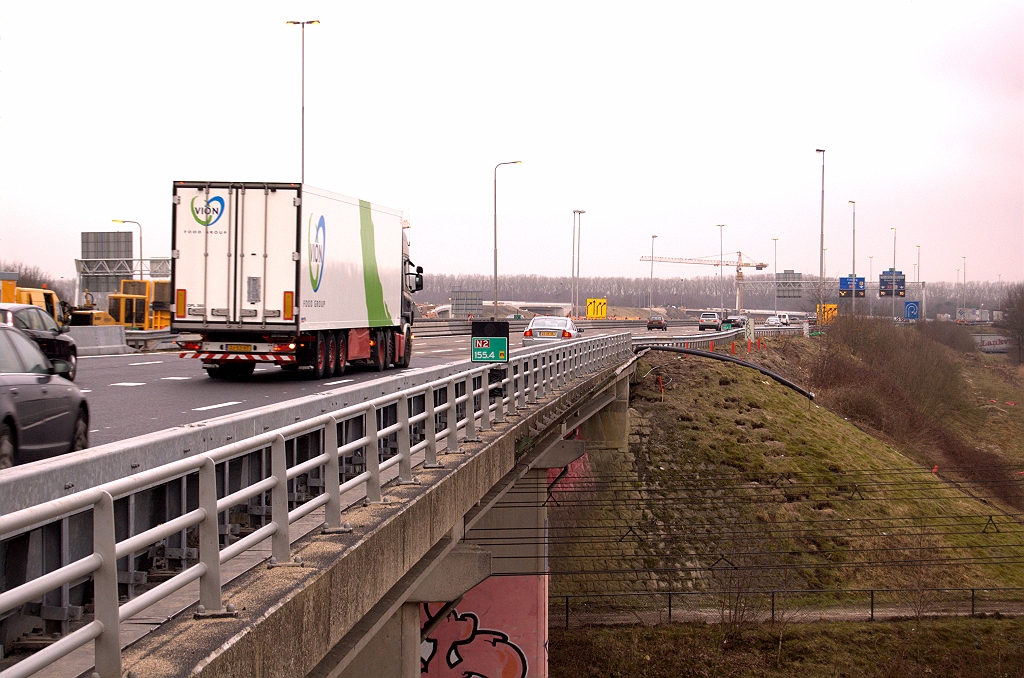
[421,272,1013,314]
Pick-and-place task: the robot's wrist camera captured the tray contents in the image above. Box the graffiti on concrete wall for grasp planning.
[420,602,528,678]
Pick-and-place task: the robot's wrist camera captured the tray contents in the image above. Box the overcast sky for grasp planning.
[1,1,1021,286]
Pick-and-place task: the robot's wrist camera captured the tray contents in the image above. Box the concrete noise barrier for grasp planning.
[68,325,133,356]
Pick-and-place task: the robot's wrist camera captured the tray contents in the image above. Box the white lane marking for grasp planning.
[80,389,92,393]
[192,401,243,411]
[254,368,267,372]
[110,382,146,387]
[160,376,191,380]
[89,429,99,433]
[324,379,354,386]
[129,360,163,366]
[431,349,454,353]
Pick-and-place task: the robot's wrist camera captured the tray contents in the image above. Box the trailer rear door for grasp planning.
[172,183,299,328]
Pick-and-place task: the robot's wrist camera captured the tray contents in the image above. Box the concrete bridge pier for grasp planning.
[337,374,630,678]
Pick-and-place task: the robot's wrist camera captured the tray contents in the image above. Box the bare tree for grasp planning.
[1003,283,1024,363]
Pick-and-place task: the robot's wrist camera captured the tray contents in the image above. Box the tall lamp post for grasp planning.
[962,256,967,309]
[816,149,825,321]
[891,227,897,320]
[848,200,856,314]
[572,210,585,316]
[772,237,780,316]
[493,161,522,319]
[286,19,320,184]
[868,255,874,316]
[716,224,725,311]
[916,245,921,283]
[112,219,143,278]
[649,235,657,311]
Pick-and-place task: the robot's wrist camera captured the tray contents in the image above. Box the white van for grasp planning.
[778,313,790,326]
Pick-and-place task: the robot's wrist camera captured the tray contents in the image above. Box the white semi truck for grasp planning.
[171,182,423,379]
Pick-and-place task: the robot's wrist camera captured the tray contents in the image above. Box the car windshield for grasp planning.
[701,314,717,319]
[650,316,663,321]
[530,318,567,329]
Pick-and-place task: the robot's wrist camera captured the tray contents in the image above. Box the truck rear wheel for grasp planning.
[372,331,387,372]
[326,332,338,377]
[334,331,347,377]
[314,332,328,380]
[397,328,412,368]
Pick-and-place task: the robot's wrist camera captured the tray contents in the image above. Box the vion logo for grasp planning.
[308,214,326,293]
[190,196,225,226]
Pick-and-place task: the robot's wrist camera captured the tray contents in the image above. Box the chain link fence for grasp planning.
[551,587,1024,629]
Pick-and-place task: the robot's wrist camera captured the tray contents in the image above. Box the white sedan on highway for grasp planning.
[765,315,782,327]
[522,316,582,346]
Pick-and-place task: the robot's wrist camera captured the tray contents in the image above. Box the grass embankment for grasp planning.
[550,617,1024,677]
[550,319,1024,598]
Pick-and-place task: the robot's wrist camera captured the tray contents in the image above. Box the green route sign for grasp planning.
[471,336,509,363]
[471,320,510,363]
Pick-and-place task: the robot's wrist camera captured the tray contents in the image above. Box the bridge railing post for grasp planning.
[324,416,342,529]
[198,457,223,610]
[423,385,440,467]
[364,405,382,502]
[270,434,292,564]
[516,360,527,410]
[446,378,461,453]
[537,355,546,399]
[92,491,121,678]
[397,393,413,482]
[464,373,479,442]
[491,368,505,424]
[526,357,537,404]
[478,368,491,431]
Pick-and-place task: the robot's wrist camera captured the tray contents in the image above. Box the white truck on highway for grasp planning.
[171,182,423,379]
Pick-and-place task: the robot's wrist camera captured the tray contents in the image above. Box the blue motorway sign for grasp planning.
[839,276,866,291]
[904,301,920,320]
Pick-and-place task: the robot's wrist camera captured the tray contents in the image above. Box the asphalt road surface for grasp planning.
[75,324,710,447]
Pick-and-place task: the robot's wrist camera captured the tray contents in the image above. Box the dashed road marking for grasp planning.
[431,349,454,353]
[129,361,163,366]
[110,382,146,387]
[324,379,354,386]
[80,389,92,393]
[160,377,191,380]
[192,401,243,411]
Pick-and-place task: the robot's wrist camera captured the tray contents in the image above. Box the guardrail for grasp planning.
[411,318,698,338]
[0,333,632,678]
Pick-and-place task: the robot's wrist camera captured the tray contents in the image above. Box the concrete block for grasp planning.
[68,325,132,356]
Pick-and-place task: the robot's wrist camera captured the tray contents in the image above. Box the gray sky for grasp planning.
[1,1,1021,286]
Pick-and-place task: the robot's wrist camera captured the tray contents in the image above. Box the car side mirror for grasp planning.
[416,266,423,274]
[51,360,72,376]
[59,324,70,334]
[414,274,423,292]
[577,328,584,334]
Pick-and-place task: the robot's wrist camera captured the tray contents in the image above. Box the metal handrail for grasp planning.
[0,332,632,678]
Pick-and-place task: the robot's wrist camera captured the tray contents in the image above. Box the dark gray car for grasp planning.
[0,324,88,468]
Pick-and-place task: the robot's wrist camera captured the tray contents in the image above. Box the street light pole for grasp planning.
[868,255,874,316]
[772,237,779,316]
[493,161,522,320]
[916,245,921,283]
[573,210,585,317]
[112,219,142,278]
[848,200,856,315]
[816,149,825,321]
[649,235,657,311]
[962,256,967,309]
[891,227,897,320]
[716,224,725,311]
[286,20,320,184]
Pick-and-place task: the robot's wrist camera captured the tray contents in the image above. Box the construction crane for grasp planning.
[640,252,769,311]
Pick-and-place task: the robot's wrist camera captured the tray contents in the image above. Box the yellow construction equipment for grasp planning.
[106,279,171,330]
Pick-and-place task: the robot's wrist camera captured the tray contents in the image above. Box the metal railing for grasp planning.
[0,333,632,678]
[551,587,1024,628]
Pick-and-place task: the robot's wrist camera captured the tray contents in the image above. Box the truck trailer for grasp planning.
[171,182,423,379]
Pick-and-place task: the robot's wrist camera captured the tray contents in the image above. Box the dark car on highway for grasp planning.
[0,303,78,380]
[0,324,88,468]
[646,315,668,331]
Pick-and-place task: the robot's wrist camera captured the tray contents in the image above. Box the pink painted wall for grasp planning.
[420,574,547,678]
